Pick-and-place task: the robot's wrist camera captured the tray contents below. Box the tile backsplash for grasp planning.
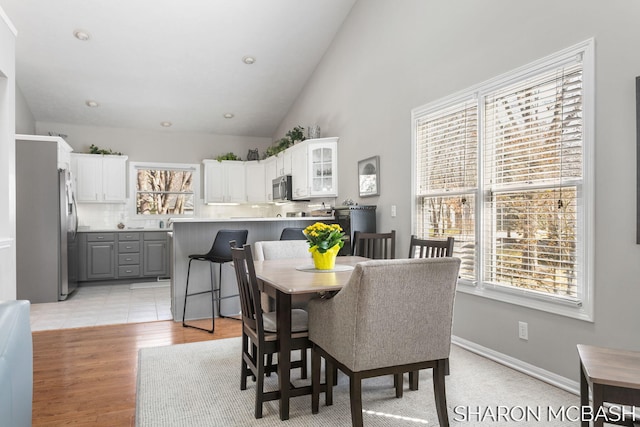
[76,198,336,230]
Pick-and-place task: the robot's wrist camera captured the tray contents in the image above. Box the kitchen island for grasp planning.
[169,217,332,322]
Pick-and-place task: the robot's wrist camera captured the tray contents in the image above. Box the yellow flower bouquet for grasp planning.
[303,222,345,270]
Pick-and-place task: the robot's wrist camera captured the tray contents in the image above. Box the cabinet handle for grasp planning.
[97,236,104,239]
[125,258,132,261]
[125,270,132,273]
[126,246,132,249]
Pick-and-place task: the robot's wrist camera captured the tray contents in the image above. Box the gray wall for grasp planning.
[276,0,640,380]
[35,121,272,164]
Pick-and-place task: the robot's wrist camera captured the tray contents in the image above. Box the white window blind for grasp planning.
[484,63,582,300]
[412,39,593,318]
[415,100,478,280]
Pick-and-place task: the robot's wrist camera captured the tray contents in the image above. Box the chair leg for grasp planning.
[394,373,403,398]
[301,347,308,379]
[255,347,265,419]
[311,347,321,414]
[182,259,214,333]
[216,263,224,318]
[266,353,273,377]
[433,359,450,427]
[240,332,249,390]
[409,370,419,390]
[349,373,364,427]
[325,359,333,406]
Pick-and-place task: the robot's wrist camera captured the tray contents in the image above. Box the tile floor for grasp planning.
[29,283,173,331]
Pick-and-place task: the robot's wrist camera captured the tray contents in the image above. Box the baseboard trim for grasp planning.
[451,335,579,396]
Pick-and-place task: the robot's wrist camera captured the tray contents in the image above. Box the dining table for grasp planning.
[253,255,368,421]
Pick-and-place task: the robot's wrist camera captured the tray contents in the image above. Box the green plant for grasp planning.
[89,144,122,155]
[215,152,242,162]
[264,126,306,158]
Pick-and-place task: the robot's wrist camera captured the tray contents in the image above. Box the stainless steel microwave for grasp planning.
[272,175,293,201]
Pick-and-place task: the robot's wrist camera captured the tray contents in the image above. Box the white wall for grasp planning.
[15,84,34,134]
[0,6,16,300]
[277,0,640,380]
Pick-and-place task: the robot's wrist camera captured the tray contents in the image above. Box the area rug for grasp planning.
[136,338,580,426]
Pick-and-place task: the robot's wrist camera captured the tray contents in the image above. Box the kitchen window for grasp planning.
[131,162,199,216]
[411,39,594,320]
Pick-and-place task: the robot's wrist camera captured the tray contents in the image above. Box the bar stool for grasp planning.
[279,227,306,240]
[182,229,248,333]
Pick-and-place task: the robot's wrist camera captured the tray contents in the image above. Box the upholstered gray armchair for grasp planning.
[308,257,461,427]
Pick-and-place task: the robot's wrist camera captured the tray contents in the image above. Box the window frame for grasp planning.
[129,161,200,218]
[411,39,594,321]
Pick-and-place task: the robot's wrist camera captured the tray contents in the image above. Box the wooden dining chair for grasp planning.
[407,235,455,389]
[309,258,461,427]
[408,235,454,259]
[229,242,311,419]
[352,230,396,259]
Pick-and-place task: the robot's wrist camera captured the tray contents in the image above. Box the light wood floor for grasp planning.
[32,318,242,426]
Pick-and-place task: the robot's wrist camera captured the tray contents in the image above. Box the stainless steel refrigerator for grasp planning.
[16,137,78,303]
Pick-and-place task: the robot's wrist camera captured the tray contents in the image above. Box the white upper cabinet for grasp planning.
[276,150,292,176]
[263,156,278,202]
[291,137,338,200]
[71,153,128,203]
[203,160,246,204]
[245,161,266,203]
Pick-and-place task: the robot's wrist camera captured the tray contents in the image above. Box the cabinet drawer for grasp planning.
[118,241,140,253]
[87,233,115,242]
[144,231,167,241]
[119,232,140,241]
[118,265,140,277]
[118,253,140,265]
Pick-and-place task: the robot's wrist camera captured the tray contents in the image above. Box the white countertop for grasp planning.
[169,216,334,224]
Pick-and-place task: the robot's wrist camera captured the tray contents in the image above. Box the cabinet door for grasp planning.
[290,143,309,199]
[245,161,266,203]
[309,140,338,197]
[276,150,292,176]
[203,160,225,203]
[263,157,277,201]
[226,162,246,203]
[87,242,116,279]
[73,155,102,202]
[102,156,127,202]
[143,240,167,276]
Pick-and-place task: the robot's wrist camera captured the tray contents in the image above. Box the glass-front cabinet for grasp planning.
[309,139,337,197]
[291,137,338,200]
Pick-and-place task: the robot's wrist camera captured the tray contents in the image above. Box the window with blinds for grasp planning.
[412,40,593,318]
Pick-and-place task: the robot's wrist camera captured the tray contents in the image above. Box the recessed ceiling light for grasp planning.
[242,56,256,65]
[160,121,172,127]
[223,113,234,119]
[85,100,99,107]
[73,30,91,41]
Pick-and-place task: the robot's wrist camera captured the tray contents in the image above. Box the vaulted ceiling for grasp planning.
[1,0,356,137]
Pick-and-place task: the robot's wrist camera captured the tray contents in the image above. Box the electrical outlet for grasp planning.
[518,321,528,340]
[391,205,397,217]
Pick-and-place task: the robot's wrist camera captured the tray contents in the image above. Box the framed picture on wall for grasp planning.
[358,156,380,197]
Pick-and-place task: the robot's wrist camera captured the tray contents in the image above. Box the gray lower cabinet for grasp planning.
[78,231,169,282]
[143,232,168,276]
[85,233,116,280]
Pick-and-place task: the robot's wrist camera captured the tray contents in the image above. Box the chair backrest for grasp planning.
[309,257,461,371]
[352,230,396,259]
[253,240,311,261]
[205,229,248,262]
[408,235,454,259]
[230,242,264,337]
[279,227,307,240]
